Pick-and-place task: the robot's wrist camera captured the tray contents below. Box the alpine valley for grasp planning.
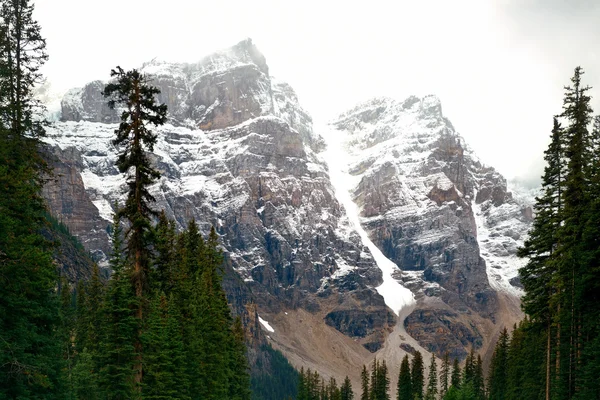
[42,39,535,394]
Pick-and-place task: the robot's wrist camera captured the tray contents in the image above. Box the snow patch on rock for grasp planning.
[320,123,415,316]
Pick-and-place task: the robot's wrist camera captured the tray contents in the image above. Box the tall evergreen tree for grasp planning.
[98,215,136,399]
[424,355,438,400]
[360,365,370,400]
[555,66,593,399]
[488,328,509,400]
[397,355,412,400]
[411,351,424,400]
[450,358,461,390]
[0,0,61,396]
[439,352,450,398]
[341,376,354,400]
[103,65,167,388]
[473,355,485,400]
[229,316,252,400]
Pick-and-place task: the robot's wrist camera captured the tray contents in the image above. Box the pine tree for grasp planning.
[397,355,412,400]
[72,347,100,400]
[424,355,437,400]
[450,358,461,390]
[299,368,308,400]
[152,211,177,293]
[377,360,390,400]
[473,355,485,400]
[142,293,189,400]
[463,349,475,386]
[370,358,379,400]
[0,1,62,396]
[488,328,509,400]
[103,66,167,389]
[229,316,252,400]
[58,277,75,398]
[98,215,136,399]
[361,365,370,400]
[439,352,450,398]
[550,66,593,399]
[341,376,354,400]
[411,351,424,400]
[0,0,48,137]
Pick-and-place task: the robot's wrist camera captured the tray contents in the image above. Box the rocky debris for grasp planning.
[404,308,483,360]
[399,343,417,355]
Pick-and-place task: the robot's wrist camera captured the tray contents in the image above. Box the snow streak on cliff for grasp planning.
[320,124,415,316]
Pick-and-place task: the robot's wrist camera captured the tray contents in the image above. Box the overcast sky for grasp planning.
[34,0,600,187]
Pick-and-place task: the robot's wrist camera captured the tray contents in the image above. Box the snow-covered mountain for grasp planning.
[43,39,533,387]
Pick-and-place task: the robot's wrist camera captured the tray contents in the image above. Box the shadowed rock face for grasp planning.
[45,40,533,362]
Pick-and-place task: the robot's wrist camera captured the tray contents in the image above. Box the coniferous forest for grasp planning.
[1,0,600,399]
[0,0,251,398]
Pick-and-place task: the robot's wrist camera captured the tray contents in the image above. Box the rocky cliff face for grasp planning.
[328,96,532,358]
[43,39,533,380]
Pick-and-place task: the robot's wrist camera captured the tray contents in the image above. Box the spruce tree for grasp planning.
[370,358,379,400]
[450,359,461,389]
[555,66,593,399]
[229,316,252,400]
[98,215,136,399]
[439,352,450,398]
[488,328,509,400]
[299,368,308,400]
[411,351,424,400]
[152,211,177,293]
[424,355,437,400]
[58,277,75,398]
[397,355,412,400]
[341,376,354,400]
[473,355,484,400]
[0,0,61,396]
[103,65,167,388]
[360,365,370,400]
[142,293,189,400]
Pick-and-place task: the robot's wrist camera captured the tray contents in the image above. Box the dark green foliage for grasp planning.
[360,365,369,400]
[0,0,63,397]
[152,211,177,293]
[0,0,48,138]
[518,118,564,324]
[297,368,321,400]
[450,358,461,389]
[368,358,390,400]
[142,293,189,400]
[443,382,475,400]
[516,66,600,400]
[504,321,545,400]
[411,351,424,400]
[58,277,76,398]
[251,344,298,400]
[425,355,437,400]
[340,376,354,400]
[230,316,252,400]
[397,355,411,400]
[102,65,167,330]
[488,328,509,400]
[97,216,137,399]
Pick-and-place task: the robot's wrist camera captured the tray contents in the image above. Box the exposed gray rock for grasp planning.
[45,41,533,364]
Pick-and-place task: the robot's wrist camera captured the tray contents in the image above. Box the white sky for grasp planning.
[34,0,600,186]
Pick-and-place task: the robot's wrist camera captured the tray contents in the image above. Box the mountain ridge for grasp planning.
[42,39,533,395]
